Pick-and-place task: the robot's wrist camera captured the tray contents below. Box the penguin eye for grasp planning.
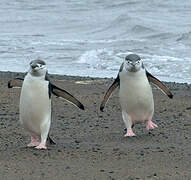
[137,60,140,64]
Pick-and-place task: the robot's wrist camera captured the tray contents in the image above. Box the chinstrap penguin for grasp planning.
[100,54,173,136]
[8,60,84,149]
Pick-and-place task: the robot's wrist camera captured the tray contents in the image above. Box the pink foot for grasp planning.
[146,121,158,130]
[35,142,47,150]
[124,129,136,137]
[27,137,40,147]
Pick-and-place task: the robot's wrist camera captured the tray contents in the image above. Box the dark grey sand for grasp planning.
[0,71,191,180]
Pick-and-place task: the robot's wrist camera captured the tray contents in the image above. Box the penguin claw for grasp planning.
[124,129,136,137]
[27,137,40,147]
[27,142,40,147]
[35,143,47,150]
[146,121,158,130]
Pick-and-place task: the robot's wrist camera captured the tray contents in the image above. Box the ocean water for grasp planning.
[0,0,191,83]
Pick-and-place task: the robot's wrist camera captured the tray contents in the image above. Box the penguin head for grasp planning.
[29,59,47,77]
[124,54,143,72]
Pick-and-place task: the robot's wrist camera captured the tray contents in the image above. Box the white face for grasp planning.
[124,58,143,72]
[29,60,47,77]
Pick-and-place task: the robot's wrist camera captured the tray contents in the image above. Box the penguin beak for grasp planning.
[131,63,136,68]
[130,64,137,72]
[31,64,38,69]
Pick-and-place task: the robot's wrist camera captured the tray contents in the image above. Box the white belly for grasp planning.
[19,75,51,135]
[119,70,154,122]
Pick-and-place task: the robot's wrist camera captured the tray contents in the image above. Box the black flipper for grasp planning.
[146,71,173,99]
[100,74,120,112]
[49,83,85,110]
[47,134,56,145]
[8,78,24,88]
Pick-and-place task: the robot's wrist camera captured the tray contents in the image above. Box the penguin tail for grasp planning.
[47,135,56,145]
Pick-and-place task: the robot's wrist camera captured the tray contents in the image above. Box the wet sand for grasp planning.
[0,71,191,180]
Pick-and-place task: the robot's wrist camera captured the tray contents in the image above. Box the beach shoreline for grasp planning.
[0,71,191,180]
